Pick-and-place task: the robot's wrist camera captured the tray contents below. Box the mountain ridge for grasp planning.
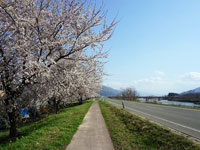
[181,87,200,95]
[99,85,121,96]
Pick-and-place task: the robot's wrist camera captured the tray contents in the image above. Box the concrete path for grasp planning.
[66,101,114,150]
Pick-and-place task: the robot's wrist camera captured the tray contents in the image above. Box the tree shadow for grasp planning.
[0,101,84,145]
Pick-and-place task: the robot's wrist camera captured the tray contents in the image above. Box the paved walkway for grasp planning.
[66,101,114,150]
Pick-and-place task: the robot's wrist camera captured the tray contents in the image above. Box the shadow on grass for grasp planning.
[0,100,90,145]
[0,114,63,144]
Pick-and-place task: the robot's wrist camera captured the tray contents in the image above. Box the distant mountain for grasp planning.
[181,87,200,95]
[100,85,121,97]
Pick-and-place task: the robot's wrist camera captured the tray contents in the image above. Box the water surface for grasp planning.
[138,98,200,107]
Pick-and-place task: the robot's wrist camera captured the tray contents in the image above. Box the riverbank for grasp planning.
[138,100,200,110]
[107,97,200,110]
[99,100,200,150]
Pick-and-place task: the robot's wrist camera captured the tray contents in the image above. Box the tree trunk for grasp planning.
[79,97,83,105]
[55,104,59,114]
[8,111,18,138]
[55,100,60,114]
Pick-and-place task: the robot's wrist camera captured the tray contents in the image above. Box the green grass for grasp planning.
[99,101,200,150]
[0,101,93,150]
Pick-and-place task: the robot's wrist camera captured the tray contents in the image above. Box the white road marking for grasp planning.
[107,100,200,134]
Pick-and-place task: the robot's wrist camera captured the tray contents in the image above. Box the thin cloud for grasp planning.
[181,72,200,81]
[104,72,200,95]
[154,71,165,76]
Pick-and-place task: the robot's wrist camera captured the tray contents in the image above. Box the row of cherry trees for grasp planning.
[0,0,115,138]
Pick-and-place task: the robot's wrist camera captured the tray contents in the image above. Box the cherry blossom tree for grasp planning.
[44,53,105,113]
[0,0,115,138]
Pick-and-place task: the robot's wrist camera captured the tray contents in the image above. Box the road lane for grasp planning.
[105,98,200,140]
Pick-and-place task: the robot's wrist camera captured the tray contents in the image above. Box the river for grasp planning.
[137,98,200,107]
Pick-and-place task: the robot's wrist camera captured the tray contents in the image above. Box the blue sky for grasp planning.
[97,0,200,95]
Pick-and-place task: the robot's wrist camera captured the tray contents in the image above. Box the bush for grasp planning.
[39,105,55,114]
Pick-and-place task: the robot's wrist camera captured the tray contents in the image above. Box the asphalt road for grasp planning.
[105,98,200,140]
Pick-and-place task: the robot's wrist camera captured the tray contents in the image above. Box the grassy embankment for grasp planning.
[0,101,93,150]
[99,101,200,150]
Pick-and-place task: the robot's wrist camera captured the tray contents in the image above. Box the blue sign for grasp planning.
[21,109,28,115]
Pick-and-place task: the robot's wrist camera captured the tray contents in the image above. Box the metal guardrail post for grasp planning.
[122,101,125,109]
